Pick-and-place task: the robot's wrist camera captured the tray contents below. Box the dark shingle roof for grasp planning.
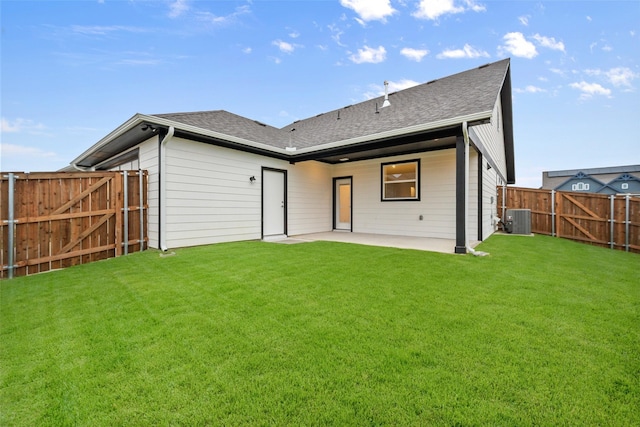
[153,110,286,146]
[151,59,510,150]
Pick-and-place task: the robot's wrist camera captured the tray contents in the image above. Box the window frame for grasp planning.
[380,159,421,202]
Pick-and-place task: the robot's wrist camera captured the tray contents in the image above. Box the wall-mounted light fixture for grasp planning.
[249,176,256,183]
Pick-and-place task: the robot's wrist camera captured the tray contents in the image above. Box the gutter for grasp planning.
[159,126,175,252]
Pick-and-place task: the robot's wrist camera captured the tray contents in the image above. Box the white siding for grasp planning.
[288,161,333,235]
[470,97,507,182]
[482,160,500,240]
[333,149,457,239]
[138,137,160,248]
[103,132,504,249]
[162,138,331,248]
[468,149,479,241]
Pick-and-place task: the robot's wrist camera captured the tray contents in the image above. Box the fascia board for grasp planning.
[71,110,493,167]
[70,114,145,166]
[291,111,493,156]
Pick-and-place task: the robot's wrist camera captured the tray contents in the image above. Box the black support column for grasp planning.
[455,133,467,254]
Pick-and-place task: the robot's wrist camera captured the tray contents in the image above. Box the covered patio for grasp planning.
[270,232,481,254]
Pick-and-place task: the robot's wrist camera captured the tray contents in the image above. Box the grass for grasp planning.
[1,234,638,426]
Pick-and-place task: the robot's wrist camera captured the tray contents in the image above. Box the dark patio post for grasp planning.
[455,133,467,254]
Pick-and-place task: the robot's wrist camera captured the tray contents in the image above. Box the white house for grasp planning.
[68,59,515,254]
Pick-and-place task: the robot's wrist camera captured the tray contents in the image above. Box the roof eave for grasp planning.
[292,111,494,157]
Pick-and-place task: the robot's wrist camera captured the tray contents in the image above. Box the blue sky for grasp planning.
[1,0,638,187]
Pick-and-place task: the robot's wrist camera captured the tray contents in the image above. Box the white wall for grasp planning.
[133,137,499,248]
[140,137,332,249]
[333,149,458,239]
[470,97,507,183]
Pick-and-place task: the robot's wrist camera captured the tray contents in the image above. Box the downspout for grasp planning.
[159,126,175,252]
[462,121,489,257]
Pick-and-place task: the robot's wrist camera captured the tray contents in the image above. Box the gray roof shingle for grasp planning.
[151,58,510,150]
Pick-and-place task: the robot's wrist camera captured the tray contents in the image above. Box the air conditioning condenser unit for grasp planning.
[505,209,531,235]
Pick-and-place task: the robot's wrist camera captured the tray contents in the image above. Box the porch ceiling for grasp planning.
[291,127,459,164]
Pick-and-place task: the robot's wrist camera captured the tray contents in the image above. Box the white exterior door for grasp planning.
[263,169,286,238]
[335,178,352,231]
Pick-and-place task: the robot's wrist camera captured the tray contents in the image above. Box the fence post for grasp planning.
[625,194,630,252]
[114,172,123,257]
[551,190,556,237]
[501,185,506,222]
[123,172,128,256]
[609,195,615,250]
[5,173,16,279]
[139,170,144,252]
[555,192,562,239]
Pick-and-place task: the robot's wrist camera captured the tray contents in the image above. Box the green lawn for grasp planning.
[1,234,638,426]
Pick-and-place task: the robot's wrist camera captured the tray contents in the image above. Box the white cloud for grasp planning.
[1,117,45,134]
[289,31,300,39]
[71,25,147,36]
[349,45,387,64]
[437,44,489,59]
[273,39,296,54]
[168,0,189,18]
[400,47,429,62]
[328,24,346,47]
[196,5,250,25]
[1,143,57,158]
[515,85,546,94]
[413,0,485,20]
[586,67,638,88]
[339,0,396,22]
[242,47,252,54]
[532,34,565,52]
[518,15,529,26]
[363,79,420,100]
[387,79,421,92]
[606,67,638,87]
[570,81,612,99]
[500,32,537,59]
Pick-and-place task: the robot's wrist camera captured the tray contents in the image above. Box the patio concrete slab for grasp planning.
[274,231,480,254]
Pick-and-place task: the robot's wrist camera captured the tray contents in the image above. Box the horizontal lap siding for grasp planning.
[165,139,268,247]
[139,138,159,248]
[335,150,456,239]
[161,139,331,248]
[471,98,507,181]
[482,163,499,240]
[288,161,333,235]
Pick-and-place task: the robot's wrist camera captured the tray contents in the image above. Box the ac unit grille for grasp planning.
[506,209,531,235]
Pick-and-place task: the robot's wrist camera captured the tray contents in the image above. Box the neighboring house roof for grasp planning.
[545,164,640,178]
[555,172,607,192]
[602,173,640,194]
[70,59,514,182]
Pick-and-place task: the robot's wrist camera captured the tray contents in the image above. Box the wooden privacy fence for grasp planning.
[1,171,148,279]
[498,186,639,254]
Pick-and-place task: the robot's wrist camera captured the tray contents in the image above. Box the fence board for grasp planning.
[499,186,639,254]
[1,171,148,278]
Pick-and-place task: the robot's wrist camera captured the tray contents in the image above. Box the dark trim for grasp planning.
[333,176,353,231]
[455,134,466,254]
[501,64,516,184]
[478,150,483,241]
[261,167,288,238]
[292,126,459,163]
[380,159,421,202]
